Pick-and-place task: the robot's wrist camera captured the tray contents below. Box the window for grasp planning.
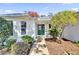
[21,21,26,35]
[49,24,51,28]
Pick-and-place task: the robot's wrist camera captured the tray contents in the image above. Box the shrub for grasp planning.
[0,17,12,46]
[49,28,59,39]
[74,41,79,44]
[22,35,34,44]
[6,39,16,49]
[78,41,79,43]
[11,42,30,55]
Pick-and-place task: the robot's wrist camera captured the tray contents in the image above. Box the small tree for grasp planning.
[0,17,12,46]
[51,11,77,39]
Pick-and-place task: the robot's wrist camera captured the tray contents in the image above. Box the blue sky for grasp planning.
[0,3,79,15]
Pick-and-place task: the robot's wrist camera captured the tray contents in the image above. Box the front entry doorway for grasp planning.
[37,24,45,35]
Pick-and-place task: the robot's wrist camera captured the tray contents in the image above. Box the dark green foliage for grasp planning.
[73,41,79,47]
[22,35,34,44]
[6,39,16,49]
[8,21,13,35]
[74,41,79,44]
[0,17,12,46]
[49,28,59,39]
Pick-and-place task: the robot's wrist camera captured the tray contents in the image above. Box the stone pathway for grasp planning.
[29,37,49,55]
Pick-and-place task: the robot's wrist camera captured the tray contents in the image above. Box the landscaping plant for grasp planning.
[49,27,59,39]
[6,39,16,49]
[73,41,79,47]
[51,11,77,39]
[0,17,12,46]
[22,35,34,44]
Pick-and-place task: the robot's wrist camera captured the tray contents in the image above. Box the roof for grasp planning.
[0,13,51,21]
[0,13,27,16]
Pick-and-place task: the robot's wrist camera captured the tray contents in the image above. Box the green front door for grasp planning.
[38,24,45,35]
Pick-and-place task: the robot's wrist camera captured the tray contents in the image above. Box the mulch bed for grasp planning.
[45,38,79,55]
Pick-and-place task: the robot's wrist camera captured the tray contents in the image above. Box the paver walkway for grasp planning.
[29,37,49,55]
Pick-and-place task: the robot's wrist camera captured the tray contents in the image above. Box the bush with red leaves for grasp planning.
[27,11,39,17]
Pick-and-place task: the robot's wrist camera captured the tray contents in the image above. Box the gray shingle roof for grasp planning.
[0,13,26,16]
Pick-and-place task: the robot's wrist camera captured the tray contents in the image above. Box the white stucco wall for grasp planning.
[45,24,49,37]
[62,17,79,41]
[13,19,36,42]
[26,19,36,39]
[13,20,22,42]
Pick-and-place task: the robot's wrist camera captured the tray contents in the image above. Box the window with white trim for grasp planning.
[21,21,26,35]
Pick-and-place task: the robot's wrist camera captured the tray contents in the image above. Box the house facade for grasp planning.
[1,13,79,42]
[1,13,51,42]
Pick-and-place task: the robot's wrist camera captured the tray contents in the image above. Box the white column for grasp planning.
[33,20,36,39]
[26,20,36,40]
[45,24,49,38]
[13,21,17,39]
[13,21,22,42]
[17,21,22,42]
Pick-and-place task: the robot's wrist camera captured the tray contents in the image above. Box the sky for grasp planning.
[0,3,79,15]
